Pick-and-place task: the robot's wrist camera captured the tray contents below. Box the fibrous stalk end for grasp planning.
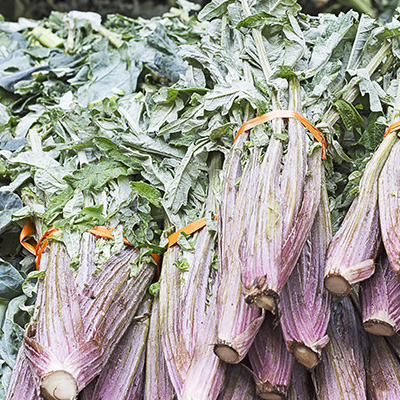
[363,319,396,337]
[40,370,78,400]
[256,382,286,400]
[259,393,284,400]
[245,284,279,313]
[254,294,277,312]
[324,274,352,296]
[213,343,240,364]
[290,343,320,370]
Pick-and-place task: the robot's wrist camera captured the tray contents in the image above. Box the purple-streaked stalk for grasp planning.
[280,175,331,370]
[89,296,152,400]
[248,313,294,400]
[160,240,226,399]
[287,361,316,400]
[78,379,97,400]
[361,250,400,336]
[237,119,283,312]
[8,234,154,400]
[215,133,264,364]
[238,0,321,312]
[379,122,400,280]
[311,298,367,399]
[5,346,38,400]
[6,248,52,400]
[240,77,321,313]
[217,364,258,400]
[144,295,176,400]
[159,155,226,399]
[324,84,400,296]
[323,152,386,295]
[238,0,283,311]
[367,335,400,399]
[387,332,400,358]
[24,242,89,400]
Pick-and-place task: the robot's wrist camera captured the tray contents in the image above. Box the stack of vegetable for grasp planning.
[2,0,400,399]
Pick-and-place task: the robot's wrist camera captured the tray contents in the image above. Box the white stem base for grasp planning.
[40,370,78,400]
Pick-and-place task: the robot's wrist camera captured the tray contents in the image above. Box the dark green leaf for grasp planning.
[0,260,24,300]
[130,181,162,208]
[64,160,128,191]
[334,99,365,133]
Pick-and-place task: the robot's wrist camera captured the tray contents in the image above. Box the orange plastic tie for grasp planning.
[87,225,160,267]
[21,221,161,270]
[167,216,218,249]
[167,218,207,249]
[383,121,400,139]
[20,221,61,269]
[20,219,37,255]
[87,225,132,246]
[233,110,327,160]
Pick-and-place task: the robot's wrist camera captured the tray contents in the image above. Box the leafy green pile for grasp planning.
[0,5,211,396]
[1,0,400,398]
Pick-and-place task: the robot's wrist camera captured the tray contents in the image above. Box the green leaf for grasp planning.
[174,256,190,272]
[81,204,104,220]
[64,159,128,191]
[0,295,28,368]
[198,0,233,21]
[130,181,162,208]
[0,192,22,235]
[236,12,288,30]
[77,47,142,106]
[43,186,74,225]
[0,260,24,300]
[334,99,365,133]
[358,112,386,151]
[149,281,160,296]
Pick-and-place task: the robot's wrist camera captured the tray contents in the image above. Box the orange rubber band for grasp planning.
[88,225,161,277]
[167,215,218,249]
[20,222,60,269]
[383,121,400,139]
[20,218,37,255]
[233,110,327,160]
[20,221,160,272]
[87,225,133,247]
[167,218,207,249]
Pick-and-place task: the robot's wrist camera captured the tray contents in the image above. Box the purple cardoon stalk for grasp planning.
[324,84,400,296]
[7,233,154,400]
[159,155,226,398]
[280,176,331,369]
[287,361,316,399]
[215,134,264,364]
[311,298,367,399]
[379,134,400,280]
[361,250,400,336]
[367,335,400,399]
[248,313,294,399]
[89,296,152,399]
[240,77,321,313]
[144,295,176,400]
[217,364,258,400]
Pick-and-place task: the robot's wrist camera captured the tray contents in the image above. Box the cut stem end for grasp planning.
[40,370,78,400]
[291,343,320,370]
[256,382,286,400]
[363,319,396,337]
[258,393,284,400]
[213,344,240,364]
[324,274,352,296]
[245,288,279,313]
[254,294,277,312]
